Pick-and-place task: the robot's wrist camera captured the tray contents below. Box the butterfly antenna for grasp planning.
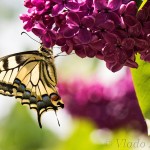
[21,31,41,44]
[54,52,75,58]
[54,110,60,126]
[54,51,63,58]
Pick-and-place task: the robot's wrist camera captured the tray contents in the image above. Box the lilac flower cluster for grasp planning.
[20,0,150,72]
[58,71,147,133]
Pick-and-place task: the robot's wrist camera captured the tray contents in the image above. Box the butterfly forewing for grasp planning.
[0,51,39,96]
[0,47,64,128]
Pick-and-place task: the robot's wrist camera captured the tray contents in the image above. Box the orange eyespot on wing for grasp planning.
[50,93,60,101]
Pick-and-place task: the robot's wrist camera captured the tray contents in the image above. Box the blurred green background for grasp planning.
[0,1,150,150]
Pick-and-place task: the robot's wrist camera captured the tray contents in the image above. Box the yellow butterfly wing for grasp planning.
[0,49,64,128]
[0,51,40,96]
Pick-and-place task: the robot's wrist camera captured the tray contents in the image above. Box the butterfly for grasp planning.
[0,45,64,128]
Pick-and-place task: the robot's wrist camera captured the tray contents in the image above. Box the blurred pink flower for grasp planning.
[58,71,147,133]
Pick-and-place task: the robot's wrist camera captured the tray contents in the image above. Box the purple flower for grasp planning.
[102,33,138,72]
[58,71,147,133]
[20,0,150,72]
[32,23,57,47]
[93,0,121,25]
[120,1,142,37]
[94,0,122,11]
[64,12,94,40]
[51,0,83,16]
[20,14,34,31]
[79,0,94,15]
[73,36,105,58]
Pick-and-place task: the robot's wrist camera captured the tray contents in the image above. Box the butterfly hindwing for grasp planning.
[13,59,59,127]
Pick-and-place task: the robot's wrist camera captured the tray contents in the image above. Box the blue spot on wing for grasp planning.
[20,84,26,90]
[17,84,26,93]
[42,95,51,105]
[30,96,37,104]
[37,101,45,110]
[37,95,57,110]
[22,90,31,99]
[14,78,21,85]
[42,95,57,109]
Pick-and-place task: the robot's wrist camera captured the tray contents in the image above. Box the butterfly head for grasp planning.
[39,45,53,57]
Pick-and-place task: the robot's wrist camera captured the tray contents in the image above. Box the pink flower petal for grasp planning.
[67,12,80,25]
[75,46,86,58]
[106,62,123,72]
[78,28,92,43]
[52,3,64,16]
[81,16,95,28]
[85,46,96,57]
[63,26,79,38]
[66,2,80,11]
[108,0,122,10]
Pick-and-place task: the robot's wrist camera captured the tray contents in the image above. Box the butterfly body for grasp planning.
[0,45,64,128]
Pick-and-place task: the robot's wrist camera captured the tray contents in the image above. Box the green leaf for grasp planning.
[138,0,147,10]
[0,103,60,150]
[131,55,150,118]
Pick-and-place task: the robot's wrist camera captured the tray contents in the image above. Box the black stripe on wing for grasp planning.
[0,82,14,96]
[3,59,8,70]
[41,61,57,87]
[0,51,41,71]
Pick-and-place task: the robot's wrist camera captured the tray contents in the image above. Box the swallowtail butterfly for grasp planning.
[0,45,64,128]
